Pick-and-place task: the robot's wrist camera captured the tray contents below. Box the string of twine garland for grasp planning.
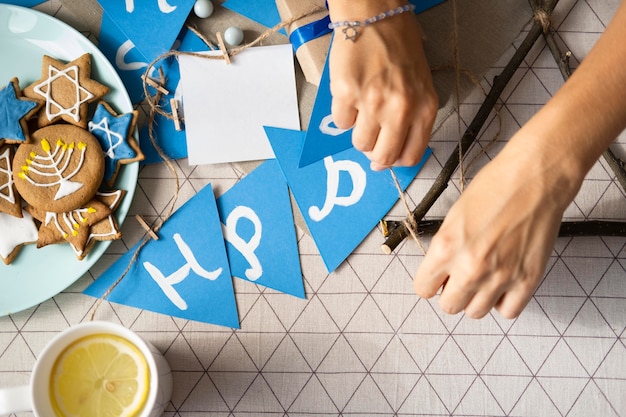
[87,6,328,320]
[88,0,513,319]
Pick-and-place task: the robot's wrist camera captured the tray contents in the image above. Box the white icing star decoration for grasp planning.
[23,54,109,129]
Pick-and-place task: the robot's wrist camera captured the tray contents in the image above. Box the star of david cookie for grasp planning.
[23,54,109,129]
[88,101,143,187]
[0,144,22,218]
[12,124,105,213]
[0,78,42,146]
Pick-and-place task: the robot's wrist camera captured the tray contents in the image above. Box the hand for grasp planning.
[413,137,582,319]
[327,1,438,171]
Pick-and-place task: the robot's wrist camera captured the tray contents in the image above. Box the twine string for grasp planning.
[534,8,552,33]
[88,5,326,320]
[388,168,427,254]
[89,69,181,321]
[451,0,465,191]
[142,6,326,120]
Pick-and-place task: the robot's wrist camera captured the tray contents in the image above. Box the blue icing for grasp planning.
[88,102,136,183]
[0,80,39,143]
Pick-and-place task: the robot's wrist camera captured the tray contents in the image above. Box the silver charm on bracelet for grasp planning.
[328,4,416,42]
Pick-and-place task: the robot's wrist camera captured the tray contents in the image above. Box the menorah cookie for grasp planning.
[12,124,105,214]
[0,78,42,146]
[23,54,109,129]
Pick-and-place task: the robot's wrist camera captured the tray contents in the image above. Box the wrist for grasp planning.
[501,129,587,209]
[327,0,411,20]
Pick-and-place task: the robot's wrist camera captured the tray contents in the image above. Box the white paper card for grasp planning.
[179,44,300,165]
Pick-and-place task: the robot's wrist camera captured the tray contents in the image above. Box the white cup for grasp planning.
[0,321,173,417]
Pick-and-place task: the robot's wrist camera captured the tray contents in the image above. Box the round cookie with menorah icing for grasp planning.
[12,124,104,213]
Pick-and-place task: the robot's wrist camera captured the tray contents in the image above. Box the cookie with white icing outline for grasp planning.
[25,198,112,260]
[0,144,22,218]
[23,54,109,129]
[88,101,143,187]
[79,189,127,260]
[13,124,105,214]
[0,78,42,146]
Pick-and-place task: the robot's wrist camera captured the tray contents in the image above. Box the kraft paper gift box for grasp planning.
[275,0,330,86]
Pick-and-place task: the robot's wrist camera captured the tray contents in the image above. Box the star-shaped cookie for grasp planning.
[88,101,143,187]
[80,189,127,260]
[26,199,112,259]
[23,54,109,129]
[0,78,42,146]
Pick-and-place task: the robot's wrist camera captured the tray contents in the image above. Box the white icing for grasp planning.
[20,139,86,200]
[44,206,93,240]
[88,117,124,158]
[0,209,38,259]
[96,190,123,209]
[33,64,95,123]
[0,147,15,205]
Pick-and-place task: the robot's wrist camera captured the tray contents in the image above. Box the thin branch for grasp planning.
[383,219,626,237]
[382,0,560,254]
[537,7,626,194]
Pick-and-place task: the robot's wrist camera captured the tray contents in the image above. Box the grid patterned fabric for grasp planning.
[1,0,625,416]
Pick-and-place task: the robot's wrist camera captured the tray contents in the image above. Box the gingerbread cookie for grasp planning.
[13,124,105,213]
[0,144,22,218]
[26,198,112,259]
[88,101,143,187]
[0,78,42,146]
[80,189,127,260]
[23,54,109,129]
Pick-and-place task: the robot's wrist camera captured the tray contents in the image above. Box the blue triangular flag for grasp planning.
[84,184,239,328]
[266,127,431,273]
[97,0,195,63]
[216,159,305,298]
[98,12,153,104]
[298,51,353,168]
[222,0,283,31]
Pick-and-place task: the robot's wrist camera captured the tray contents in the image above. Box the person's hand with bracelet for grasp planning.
[326,0,438,171]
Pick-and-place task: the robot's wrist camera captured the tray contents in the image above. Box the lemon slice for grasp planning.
[50,333,150,417]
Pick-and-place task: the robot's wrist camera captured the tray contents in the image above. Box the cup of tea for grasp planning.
[0,321,172,417]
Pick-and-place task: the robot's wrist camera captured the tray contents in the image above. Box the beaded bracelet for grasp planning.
[328,4,416,42]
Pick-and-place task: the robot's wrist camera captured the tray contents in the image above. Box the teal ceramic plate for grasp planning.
[0,5,138,316]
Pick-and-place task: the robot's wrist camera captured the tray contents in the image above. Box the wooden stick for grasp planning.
[381,0,560,254]
[384,218,626,237]
[216,32,231,64]
[170,98,182,131]
[536,5,626,195]
[142,75,169,95]
[135,215,159,240]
